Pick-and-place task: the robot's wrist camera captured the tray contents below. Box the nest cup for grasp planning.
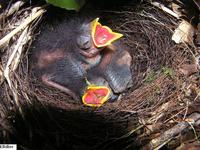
[0,0,199,149]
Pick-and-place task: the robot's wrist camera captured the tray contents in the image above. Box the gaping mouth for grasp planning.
[79,18,122,58]
[90,18,123,48]
[82,85,111,107]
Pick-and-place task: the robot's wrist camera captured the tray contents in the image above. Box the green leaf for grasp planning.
[144,71,157,83]
[46,0,85,11]
[162,67,174,78]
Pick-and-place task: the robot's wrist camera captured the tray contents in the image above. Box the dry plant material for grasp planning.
[0,7,46,47]
[0,64,3,84]
[179,64,198,76]
[0,1,25,20]
[3,27,30,113]
[179,55,200,76]
[148,101,176,123]
[151,2,179,18]
[1,6,46,113]
[4,27,30,86]
[143,113,200,150]
[193,0,200,10]
[171,2,182,18]
[153,1,198,45]
[176,141,200,150]
[195,55,200,69]
[172,20,195,44]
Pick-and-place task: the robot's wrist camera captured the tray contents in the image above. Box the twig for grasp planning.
[0,7,46,47]
[150,2,179,19]
[188,121,199,141]
[0,1,25,20]
[183,100,189,120]
[142,113,200,149]
[164,108,186,124]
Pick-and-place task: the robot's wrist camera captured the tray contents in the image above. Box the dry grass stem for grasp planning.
[3,27,30,114]
[143,113,200,149]
[150,2,179,18]
[0,1,25,20]
[0,7,46,47]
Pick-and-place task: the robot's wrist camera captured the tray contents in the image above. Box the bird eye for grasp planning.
[77,35,92,50]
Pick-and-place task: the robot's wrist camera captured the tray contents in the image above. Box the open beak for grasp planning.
[90,18,123,48]
[82,85,111,107]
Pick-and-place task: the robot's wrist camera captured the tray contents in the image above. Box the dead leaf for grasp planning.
[179,64,198,76]
[172,20,195,44]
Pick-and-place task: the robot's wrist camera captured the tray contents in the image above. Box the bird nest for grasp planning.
[0,0,199,149]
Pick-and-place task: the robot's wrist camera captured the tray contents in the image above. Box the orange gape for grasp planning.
[33,16,130,107]
[82,85,111,107]
[81,18,123,107]
[91,18,123,48]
